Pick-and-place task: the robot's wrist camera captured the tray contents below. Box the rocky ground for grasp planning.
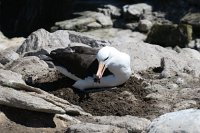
[1,1,200,133]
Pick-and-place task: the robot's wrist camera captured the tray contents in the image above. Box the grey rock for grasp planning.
[54,11,113,31]
[0,49,19,65]
[94,115,151,133]
[98,4,121,18]
[123,3,152,22]
[0,69,25,84]
[5,56,60,84]
[16,29,70,55]
[161,48,200,78]
[0,63,4,69]
[0,31,25,51]
[66,123,128,133]
[68,30,110,47]
[53,114,81,128]
[0,85,65,114]
[138,19,153,32]
[173,100,197,111]
[145,109,200,133]
[188,39,200,51]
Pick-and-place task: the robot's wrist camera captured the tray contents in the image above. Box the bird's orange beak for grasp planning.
[96,62,106,79]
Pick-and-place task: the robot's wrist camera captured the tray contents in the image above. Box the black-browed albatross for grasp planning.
[50,46,131,90]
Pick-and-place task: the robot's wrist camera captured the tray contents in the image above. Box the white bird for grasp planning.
[50,46,132,90]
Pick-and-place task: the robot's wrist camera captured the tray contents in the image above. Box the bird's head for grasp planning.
[95,46,118,80]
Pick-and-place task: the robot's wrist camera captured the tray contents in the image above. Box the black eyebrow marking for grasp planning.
[104,57,109,61]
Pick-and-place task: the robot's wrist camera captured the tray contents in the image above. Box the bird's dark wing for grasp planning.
[50,46,112,79]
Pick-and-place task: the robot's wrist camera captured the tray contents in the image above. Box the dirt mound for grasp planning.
[50,76,159,119]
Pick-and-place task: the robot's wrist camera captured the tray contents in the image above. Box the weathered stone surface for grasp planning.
[0,69,25,84]
[98,4,121,18]
[188,39,200,51]
[68,30,110,47]
[16,29,70,55]
[123,3,152,22]
[0,63,4,69]
[138,19,153,32]
[0,49,19,65]
[181,12,200,37]
[161,48,200,78]
[173,100,197,111]
[5,56,60,84]
[145,109,200,133]
[146,24,192,47]
[0,85,65,114]
[53,114,81,128]
[66,123,128,133]
[94,115,150,133]
[0,31,25,51]
[53,11,113,32]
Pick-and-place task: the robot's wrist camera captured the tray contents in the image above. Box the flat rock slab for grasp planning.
[145,109,200,133]
[0,85,65,114]
[66,123,128,133]
[94,115,151,133]
[5,56,60,84]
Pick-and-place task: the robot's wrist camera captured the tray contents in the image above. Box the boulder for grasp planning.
[146,24,192,47]
[145,109,200,133]
[0,69,25,84]
[0,63,4,69]
[16,29,70,55]
[5,56,60,84]
[181,12,200,37]
[188,39,200,51]
[138,19,153,32]
[97,4,121,18]
[0,49,19,65]
[66,123,128,133]
[94,115,151,133]
[0,31,25,51]
[53,114,81,128]
[123,3,152,22]
[17,29,109,56]
[53,11,113,32]
[0,85,65,114]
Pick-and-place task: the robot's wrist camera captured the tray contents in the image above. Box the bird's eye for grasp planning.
[104,57,109,61]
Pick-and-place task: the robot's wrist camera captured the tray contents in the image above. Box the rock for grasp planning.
[181,13,200,37]
[123,3,152,22]
[0,69,25,84]
[188,39,200,51]
[97,4,121,18]
[53,114,81,128]
[94,115,151,133]
[145,109,200,133]
[138,19,153,32]
[0,85,65,114]
[173,100,197,111]
[0,49,19,65]
[84,28,146,44]
[16,29,70,55]
[0,31,25,51]
[146,24,192,47]
[66,123,128,133]
[53,11,113,32]
[5,56,60,84]
[0,63,4,69]
[68,30,110,47]
[161,48,200,78]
